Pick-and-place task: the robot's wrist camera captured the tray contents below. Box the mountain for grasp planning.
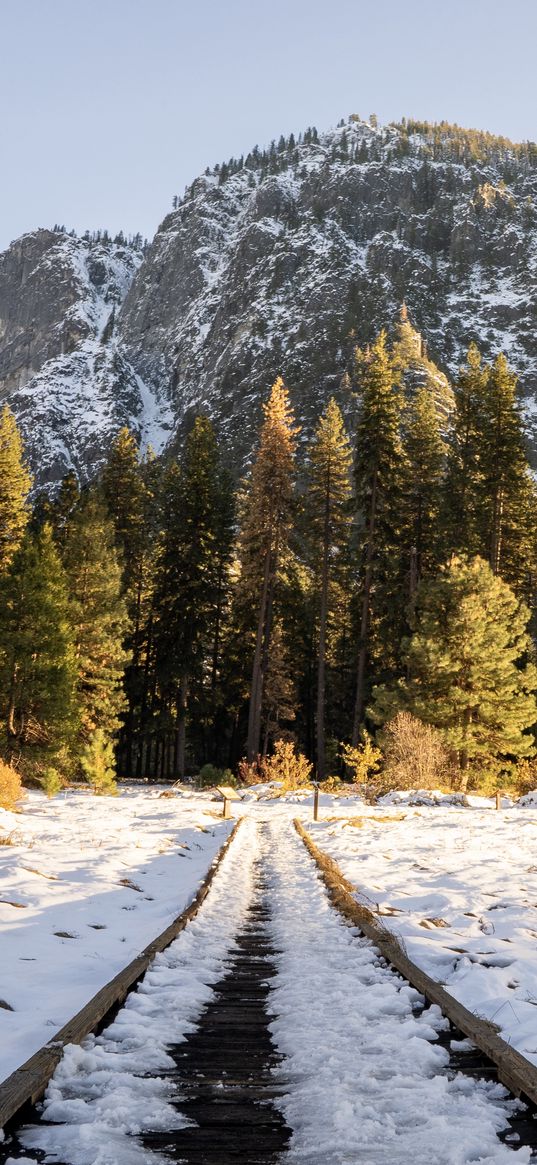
[0,230,173,485]
[1,116,537,485]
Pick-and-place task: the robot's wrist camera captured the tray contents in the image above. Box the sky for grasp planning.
[0,0,536,251]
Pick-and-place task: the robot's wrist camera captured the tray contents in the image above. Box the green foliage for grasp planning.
[81,728,118,794]
[197,763,236,788]
[370,556,537,786]
[0,525,78,775]
[62,494,129,744]
[0,406,32,575]
[40,768,64,798]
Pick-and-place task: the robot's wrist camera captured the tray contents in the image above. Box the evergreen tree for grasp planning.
[0,526,78,773]
[153,417,233,776]
[0,406,32,575]
[100,427,145,593]
[352,332,405,740]
[306,398,353,779]
[100,431,161,776]
[477,353,537,590]
[402,385,446,595]
[370,556,537,788]
[443,344,489,557]
[62,495,129,747]
[237,379,298,762]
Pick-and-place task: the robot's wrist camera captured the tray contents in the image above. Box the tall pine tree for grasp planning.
[306,398,353,779]
[236,380,298,762]
[0,406,32,575]
[152,417,233,777]
[0,526,78,774]
[352,332,405,741]
[62,495,129,750]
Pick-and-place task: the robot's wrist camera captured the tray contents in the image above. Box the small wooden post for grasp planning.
[313,783,320,822]
[495,790,502,811]
[216,785,240,819]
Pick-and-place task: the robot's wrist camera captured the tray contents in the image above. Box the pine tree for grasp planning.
[402,385,446,595]
[100,427,145,593]
[352,332,405,740]
[80,728,118,794]
[152,417,233,777]
[477,353,537,590]
[61,494,129,748]
[237,380,298,762]
[0,526,78,774]
[370,556,537,788]
[0,406,32,575]
[100,431,161,776]
[306,398,353,779]
[443,344,489,557]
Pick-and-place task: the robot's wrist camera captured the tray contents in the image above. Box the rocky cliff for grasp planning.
[1,116,536,485]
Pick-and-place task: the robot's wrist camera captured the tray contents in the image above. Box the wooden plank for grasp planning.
[0,818,243,1131]
[294,818,537,1106]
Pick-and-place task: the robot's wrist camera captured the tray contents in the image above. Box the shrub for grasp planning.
[340,736,382,785]
[0,761,23,810]
[319,775,343,793]
[197,764,237,789]
[380,712,451,793]
[81,730,118,795]
[262,740,312,789]
[237,757,265,786]
[40,768,64,798]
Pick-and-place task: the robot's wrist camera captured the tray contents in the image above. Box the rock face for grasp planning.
[1,117,537,485]
[0,230,173,486]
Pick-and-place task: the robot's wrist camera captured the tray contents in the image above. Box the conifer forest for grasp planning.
[1,309,536,797]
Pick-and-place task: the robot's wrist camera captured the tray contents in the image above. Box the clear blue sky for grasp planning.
[1,0,535,251]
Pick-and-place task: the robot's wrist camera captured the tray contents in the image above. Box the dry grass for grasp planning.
[323,813,406,827]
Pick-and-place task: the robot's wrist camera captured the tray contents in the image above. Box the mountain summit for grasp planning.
[1,116,536,485]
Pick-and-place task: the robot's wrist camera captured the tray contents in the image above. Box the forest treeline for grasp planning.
[1,311,537,795]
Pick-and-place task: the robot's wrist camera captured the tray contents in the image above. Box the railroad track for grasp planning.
[1,815,537,1163]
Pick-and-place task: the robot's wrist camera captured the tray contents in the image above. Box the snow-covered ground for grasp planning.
[264,816,526,1164]
[0,789,233,1083]
[3,791,537,1163]
[306,802,537,1070]
[3,807,530,1164]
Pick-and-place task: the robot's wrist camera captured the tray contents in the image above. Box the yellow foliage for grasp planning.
[0,761,23,811]
[340,736,382,784]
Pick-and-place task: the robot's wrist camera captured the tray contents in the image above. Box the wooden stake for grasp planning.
[313,784,320,822]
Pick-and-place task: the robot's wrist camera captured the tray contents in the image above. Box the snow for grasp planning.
[306,802,537,1069]
[264,816,526,1164]
[4,805,530,1164]
[15,817,258,1165]
[0,788,233,1084]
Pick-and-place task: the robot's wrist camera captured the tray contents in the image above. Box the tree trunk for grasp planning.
[352,470,378,744]
[490,489,504,575]
[247,530,279,762]
[177,677,189,779]
[316,482,331,781]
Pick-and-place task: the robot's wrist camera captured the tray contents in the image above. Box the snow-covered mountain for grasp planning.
[1,116,537,485]
[0,230,173,485]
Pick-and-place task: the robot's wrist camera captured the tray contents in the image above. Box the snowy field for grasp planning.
[3,789,537,1162]
[306,799,537,1069]
[3,809,530,1165]
[0,789,233,1083]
